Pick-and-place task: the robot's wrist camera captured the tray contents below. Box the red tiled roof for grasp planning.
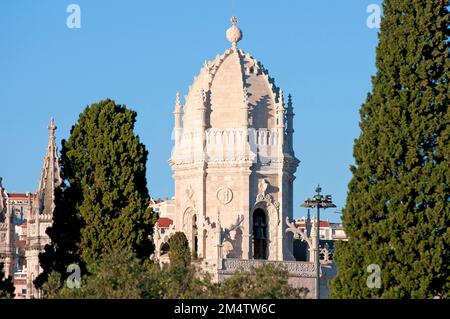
[7,193,29,198]
[295,221,330,227]
[157,217,173,228]
[320,221,330,227]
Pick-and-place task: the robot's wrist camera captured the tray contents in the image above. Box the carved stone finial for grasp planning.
[174,92,182,112]
[226,16,243,49]
[48,116,57,136]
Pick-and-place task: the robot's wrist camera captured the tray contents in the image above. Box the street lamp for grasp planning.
[301,185,336,299]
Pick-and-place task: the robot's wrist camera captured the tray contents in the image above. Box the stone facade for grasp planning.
[0,118,61,298]
[0,179,15,279]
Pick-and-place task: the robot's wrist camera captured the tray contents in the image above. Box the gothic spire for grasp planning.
[36,117,62,215]
[0,177,6,222]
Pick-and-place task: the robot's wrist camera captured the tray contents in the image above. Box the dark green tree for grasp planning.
[168,232,191,271]
[0,262,15,299]
[330,0,450,298]
[35,185,85,288]
[36,99,157,288]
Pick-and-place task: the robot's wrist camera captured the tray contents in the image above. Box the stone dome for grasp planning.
[182,17,284,131]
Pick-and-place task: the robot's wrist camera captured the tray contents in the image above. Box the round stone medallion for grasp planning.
[216,187,233,205]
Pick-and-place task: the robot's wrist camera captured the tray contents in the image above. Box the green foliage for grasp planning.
[36,99,157,289]
[40,239,306,299]
[218,264,308,299]
[160,231,215,298]
[48,249,159,299]
[330,0,450,298]
[155,263,217,299]
[0,262,15,299]
[41,272,63,299]
[168,232,191,271]
[42,248,213,299]
[35,185,85,288]
[80,249,152,298]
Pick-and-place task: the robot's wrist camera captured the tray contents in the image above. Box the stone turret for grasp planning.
[26,117,62,299]
[0,178,15,278]
[286,94,295,154]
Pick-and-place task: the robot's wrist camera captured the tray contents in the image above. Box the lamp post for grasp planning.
[301,185,336,299]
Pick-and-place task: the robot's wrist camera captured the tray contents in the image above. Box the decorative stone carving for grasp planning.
[285,216,312,248]
[320,244,332,264]
[186,184,194,201]
[258,178,268,196]
[255,180,279,211]
[221,259,317,278]
[216,186,233,205]
[221,214,244,243]
[254,179,280,229]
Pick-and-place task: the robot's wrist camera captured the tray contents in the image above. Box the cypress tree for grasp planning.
[330,0,450,298]
[36,99,157,288]
[168,232,191,272]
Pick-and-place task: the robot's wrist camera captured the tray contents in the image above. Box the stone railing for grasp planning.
[171,128,283,164]
[220,258,317,278]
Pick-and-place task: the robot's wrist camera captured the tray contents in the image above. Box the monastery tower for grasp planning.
[164,17,300,269]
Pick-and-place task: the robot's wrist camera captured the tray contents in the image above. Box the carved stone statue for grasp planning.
[258,178,268,196]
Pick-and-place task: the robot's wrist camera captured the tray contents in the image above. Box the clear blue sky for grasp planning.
[0,0,382,222]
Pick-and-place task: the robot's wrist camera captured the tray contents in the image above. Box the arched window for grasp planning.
[253,208,267,259]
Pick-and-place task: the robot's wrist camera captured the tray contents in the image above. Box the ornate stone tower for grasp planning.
[0,178,15,278]
[168,17,299,268]
[26,117,62,298]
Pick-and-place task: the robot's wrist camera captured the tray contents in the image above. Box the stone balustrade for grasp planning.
[219,258,317,278]
[171,128,283,164]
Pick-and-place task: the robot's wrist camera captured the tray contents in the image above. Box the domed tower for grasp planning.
[169,17,299,264]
